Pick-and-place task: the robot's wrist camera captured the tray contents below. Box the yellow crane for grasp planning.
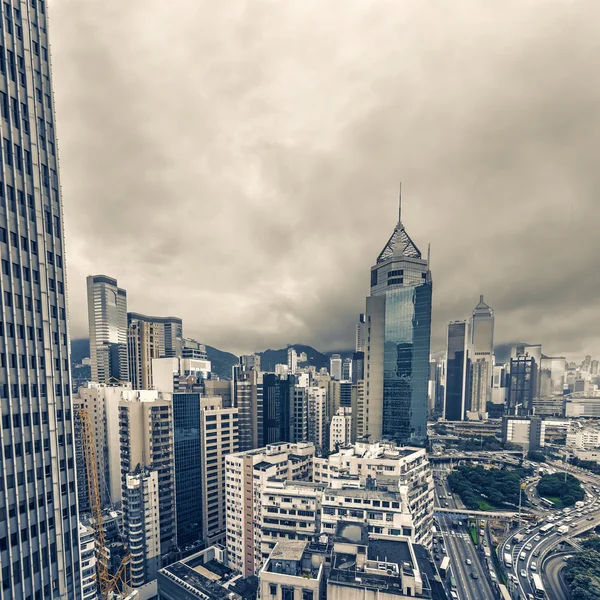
[77,407,131,599]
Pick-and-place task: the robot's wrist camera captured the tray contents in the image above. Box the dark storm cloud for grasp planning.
[49,0,600,359]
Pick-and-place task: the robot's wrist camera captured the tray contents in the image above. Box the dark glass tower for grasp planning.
[0,2,81,597]
[173,393,203,547]
[443,321,471,421]
[364,201,432,445]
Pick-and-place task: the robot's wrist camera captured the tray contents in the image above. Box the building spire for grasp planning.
[427,243,431,267]
[398,182,402,224]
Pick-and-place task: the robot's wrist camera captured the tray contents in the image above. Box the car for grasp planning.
[465,559,472,565]
[563,555,572,561]
[441,547,447,554]
[533,550,540,557]
[588,516,595,521]
[534,535,541,541]
[525,544,532,551]
[571,522,579,528]
[445,503,450,508]
[471,572,478,579]
[434,554,439,561]
[506,544,512,551]
[531,562,537,571]
[521,569,527,578]
[520,552,526,561]
[527,594,535,600]
[450,592,458,600]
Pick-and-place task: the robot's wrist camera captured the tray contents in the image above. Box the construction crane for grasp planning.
[77,407,131,599]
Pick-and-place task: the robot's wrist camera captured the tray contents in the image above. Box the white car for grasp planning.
[525,544,532,551]
[531,562,537,571]
[534,535,541,541]
[465,559,472,565]
[521,569,527,578]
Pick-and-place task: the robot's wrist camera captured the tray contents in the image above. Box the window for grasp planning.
[0,92,7,119]
[303,591,313,600]
[3,138,11,166]
[281,587,294,600]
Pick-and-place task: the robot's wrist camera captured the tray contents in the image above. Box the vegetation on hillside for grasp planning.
[537,473,584,508]
[447,465,532,510]
[563,537,600,600]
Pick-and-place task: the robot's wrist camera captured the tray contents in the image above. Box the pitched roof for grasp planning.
[377,222,422,263]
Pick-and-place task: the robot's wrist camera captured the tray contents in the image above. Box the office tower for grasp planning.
[469,295,494,417]
[0,3,82,596]
[307,386,328,452]
[508,355,538,415]
[127,312,183,389]
[329,407,352,451]
[342,357,352,380]
[79,522,98,600]
[225,442,315,576]
[152,356,211,394]
[443,321,470,421]
[232,364,259,451]
[591,360,600,376]
[260,374,293,446]
[119,394,176,555]
[291,385,308,443]
[182,337,207,359]
[87,274,129,383]
[200,397,239,545]
[287,347,298,374]
[124,468,161,586]
[364,204,432,444]
[329,354,342,380]
[356,313,366,352]
[490,364,509,417]
[240,353,261,371]
[172,392,203,549]
[327,379,352,420]
[512,344,542,398]
[540,356,567,396]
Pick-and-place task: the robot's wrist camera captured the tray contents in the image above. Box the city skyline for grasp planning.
[50,1,600,360]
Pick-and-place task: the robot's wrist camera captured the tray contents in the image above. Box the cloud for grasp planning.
[49,0,600,359]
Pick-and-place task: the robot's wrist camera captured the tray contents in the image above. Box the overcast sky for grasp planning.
[49,0,600,359]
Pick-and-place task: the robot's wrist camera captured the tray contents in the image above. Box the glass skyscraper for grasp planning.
[443,320,470,421]
[365,208,432,445]
[0,1,81,597]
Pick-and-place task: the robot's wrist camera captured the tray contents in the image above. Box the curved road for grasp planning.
[544,555,570,600]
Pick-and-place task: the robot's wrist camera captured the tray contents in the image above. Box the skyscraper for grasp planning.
[364,201,432,444]
[87,274,129,383]
[469,295,494,417]
[443,321,470,421]
[329,354,342,380]
[0,3,81,596]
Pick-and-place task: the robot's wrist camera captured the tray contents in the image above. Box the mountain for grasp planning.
[70,338,90,364]
[324,349,355,360]
[258,344,330,372]
[205,345,238,380]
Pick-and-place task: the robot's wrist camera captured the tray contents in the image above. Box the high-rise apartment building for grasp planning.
[0,3,81,596]
[469,295,494,417]
[329,354,342,380]
[329,407,352,451]
[342,357,352,381]
[307,386,328,452]
[355,313,366,352]
[200,397,239,545]
[79,522,98,600]
[225,442,315,576]
[152,356,211,394]
[87,274,129,383]
[443,321,470,421]
[127,312,183,389]
[124,468,162,587]
[287,348,298,374]
[232,363,259,451]
[240,353,261,372]
[182,337,207,359]
[119,394,176,556]
[291,385,308,443]
[364,206,432,444]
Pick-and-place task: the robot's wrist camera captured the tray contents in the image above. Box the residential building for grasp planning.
[342,358,353,381]
[490,364,509,411]
[0,4,82,593]
[292,385,308,443]
[200,396,239,546]
[87,274,129,383]
[119,393,176,555]
[127,312,183,389]
[152,356,211,394]
[182,337,208,359]
[240,353,261,371]
[330,407,352,451]
[203,379,233,408]
[352,381,367,440]
[307,387,328,452]
[351,351,365,383]
[329,354,342,381]
[288,348,298,374]
[327,380,352,420]
[566,427,600,449]
[260,480,326,563]
[79,522,98,600]
[364,204,432,445]
[124,468,161,587]
[469,295,494,417]
[443,321,470,421]
[233,364,259,451]
[313,442,433,548]
[158,545,258,600]
[225,442,316,576]
[261,374,294,446]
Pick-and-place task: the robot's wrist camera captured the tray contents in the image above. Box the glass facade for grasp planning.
[445,321,470,421]
[0,1,81,597]
[173,393,203,547]
[382,283,432,443]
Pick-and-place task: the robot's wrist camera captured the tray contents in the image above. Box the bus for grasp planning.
[540,497,555,508]
[531,573,546,598]
[539,523,554,535]
[440,557,451,579]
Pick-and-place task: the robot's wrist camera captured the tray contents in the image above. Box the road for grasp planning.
[544,555,570,600]
[433,474,495,600]
[499,477,600,600]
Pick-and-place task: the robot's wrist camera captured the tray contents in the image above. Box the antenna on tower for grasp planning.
[427,243,431,267]
[398,182,402,223]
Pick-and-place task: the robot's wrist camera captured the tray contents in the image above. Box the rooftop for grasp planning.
[269,541,307,562]
[326,487,400,501]
[335,522,369,546]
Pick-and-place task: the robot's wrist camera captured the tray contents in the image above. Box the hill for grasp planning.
[258,344,330,372]
[70,338,90,364]
[205,345,238,380]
